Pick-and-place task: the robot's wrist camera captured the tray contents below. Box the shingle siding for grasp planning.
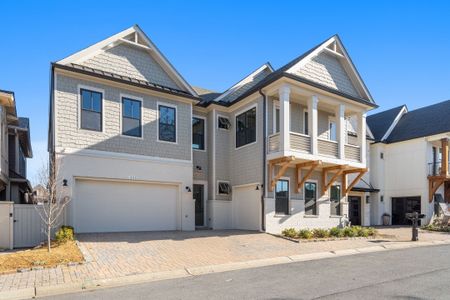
[55,74,191,161]
[80,43,181,90]
[219,68,271,103]
[289,52,360,99]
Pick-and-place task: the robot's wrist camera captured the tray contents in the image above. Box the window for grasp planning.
[275,179,289,215]
[218,116,231,130]
[218,181,231,195]
[273,103,280,133]
[192,117,205,150]
[380,152,384,159]
[305,182,317,215]
[236,107,256,148]
[329,119,337,141]
[80,89,102,131]
[158,104,176,143]
[122,97,142,137]
[303,110,309,135]
[330,185,341,216]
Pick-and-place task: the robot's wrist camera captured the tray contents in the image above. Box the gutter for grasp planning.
[259,88,267,232]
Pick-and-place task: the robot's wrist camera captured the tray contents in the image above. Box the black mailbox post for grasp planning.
[405,212,426,241]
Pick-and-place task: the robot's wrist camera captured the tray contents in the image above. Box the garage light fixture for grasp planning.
[62,179,68,187]
[185,186,191,192]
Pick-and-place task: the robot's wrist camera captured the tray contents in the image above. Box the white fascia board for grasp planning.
[213,63,273,103]
[381,105,408,141]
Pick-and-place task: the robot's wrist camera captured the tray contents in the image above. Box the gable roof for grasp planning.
[367,105,406,142]
[57,24,198,97]
[201,35,376,108]
[385,100,450,143]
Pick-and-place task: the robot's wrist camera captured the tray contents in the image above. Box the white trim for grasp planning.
[272,100,280,134]
[156,101,178,144]
[380,105,408,141]
[232,182,260,189]
[212,110,216,197]
[213,64,272,102]
[119,93,144,139]
[55,147,192,166]
[274,176,290,215]
[234,103,258,150]
[217,180,231,196]
[217,114,230,131]
[54,73,59,150]
[192,114,207,152]
[304,179,319,216]
[328,116,337,141]
[77,84,105,133]
[193,180,208,227]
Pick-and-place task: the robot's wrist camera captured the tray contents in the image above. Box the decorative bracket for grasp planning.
[295,160,322,193]
[269,156,295,192]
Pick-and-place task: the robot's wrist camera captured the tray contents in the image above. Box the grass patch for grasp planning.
[0,241,83,274]
[281,226,377,240]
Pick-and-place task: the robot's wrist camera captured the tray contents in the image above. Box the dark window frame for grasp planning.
[121,97,142,138]
[80,88,103,132]
[218,116,231,130]
[217,181,231,195]
[192,116,205,150]
[330,184,341,216]
[235,106,257,149]
[158,104,177,143]
[304,181,318,216]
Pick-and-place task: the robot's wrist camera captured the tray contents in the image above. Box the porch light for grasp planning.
[185,186,191,192]
[62,179,68,187]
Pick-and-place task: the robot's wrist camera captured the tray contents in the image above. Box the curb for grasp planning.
[1,239,449,299]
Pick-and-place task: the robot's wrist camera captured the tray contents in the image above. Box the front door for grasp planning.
[305,182,317,215]
[275,180,289,215]
[193,184,204,227]
[392,197,421,225]
[348,196,361,225]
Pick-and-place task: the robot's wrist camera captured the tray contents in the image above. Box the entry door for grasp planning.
[392,197,421,225]
[305,182,317,215]
[193,184,204,227]
[348,196,361,225]
[275,180,289,215]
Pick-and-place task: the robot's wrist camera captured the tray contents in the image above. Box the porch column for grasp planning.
[308,95,319,155]
[441,138,449,176]
[357,112,367,164]
[279,85,291,153]
[336,104,345,159]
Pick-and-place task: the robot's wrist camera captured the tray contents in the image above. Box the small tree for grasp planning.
[34,159,71,252]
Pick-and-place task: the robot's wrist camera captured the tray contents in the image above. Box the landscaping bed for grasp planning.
[281,226,377,241]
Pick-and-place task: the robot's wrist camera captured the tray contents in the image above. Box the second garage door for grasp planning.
[232,185,261,231]
[74,179,179,233]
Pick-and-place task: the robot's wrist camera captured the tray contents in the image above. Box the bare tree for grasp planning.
[33,158,71,252]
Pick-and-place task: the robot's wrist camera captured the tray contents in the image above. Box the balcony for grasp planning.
[428,161,450,177]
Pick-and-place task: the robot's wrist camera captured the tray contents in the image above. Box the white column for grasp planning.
[279,85,291,152]
[336,104,345,159]
[308,95,319,155]
[357,112,367,164]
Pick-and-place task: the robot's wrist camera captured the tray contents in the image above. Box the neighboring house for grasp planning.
[0,90,33,204]
[32,184,49,203]
[48,25,378,234]
[367,101,450,226]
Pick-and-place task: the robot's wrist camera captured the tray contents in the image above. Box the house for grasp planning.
[0,90,33,204]
[367,101,450,225]
[48,25,378,234]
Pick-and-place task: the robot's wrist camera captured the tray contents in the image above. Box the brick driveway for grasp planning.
[1,228,449,294]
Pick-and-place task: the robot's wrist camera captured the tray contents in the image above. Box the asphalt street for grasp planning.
[42,244,450,299]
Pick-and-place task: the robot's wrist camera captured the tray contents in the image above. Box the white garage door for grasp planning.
[232,185,261,231]
[74,179,178,233]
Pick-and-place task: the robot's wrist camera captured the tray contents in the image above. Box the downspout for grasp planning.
[259,89,267,231]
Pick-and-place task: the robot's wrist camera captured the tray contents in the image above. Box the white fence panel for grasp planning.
[13,204,64,248]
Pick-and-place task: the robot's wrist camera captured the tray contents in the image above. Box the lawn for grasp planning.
[0,241,84,274]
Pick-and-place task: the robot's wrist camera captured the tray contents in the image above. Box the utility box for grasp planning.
[0,201,13,250]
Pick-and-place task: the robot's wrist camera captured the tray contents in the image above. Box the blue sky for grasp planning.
[1,0,450,184]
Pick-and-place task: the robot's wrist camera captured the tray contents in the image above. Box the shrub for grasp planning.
[298,229,313,239]
[55,225,74,243]
[366,227,377,236]
[312,228,330,239]
[329,227,344,237]
[343,227,356,237]
[282,228,298,238]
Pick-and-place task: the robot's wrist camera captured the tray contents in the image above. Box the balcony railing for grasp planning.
[268,133,280,153]
[290,132,310,153]
[345,144,361,161]
[428,161,450,176]
[318,138,338,158]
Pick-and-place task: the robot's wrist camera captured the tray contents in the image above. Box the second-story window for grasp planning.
[122,98,142,137]
[236,107,256,148]
[80,89,102,131]
[192,117,205,150]
[303,110,309,135]
[274,106,280,133]
[329,119,337,141]
[158,104,176,143]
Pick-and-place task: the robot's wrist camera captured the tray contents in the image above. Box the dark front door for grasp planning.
[304,182,317,215]
[193,184,204,226]
[275,180,289,215]
[348,196,361,225]
[392,197,421,225]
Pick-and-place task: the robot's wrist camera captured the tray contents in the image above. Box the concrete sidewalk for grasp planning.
[0,228,449,300]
